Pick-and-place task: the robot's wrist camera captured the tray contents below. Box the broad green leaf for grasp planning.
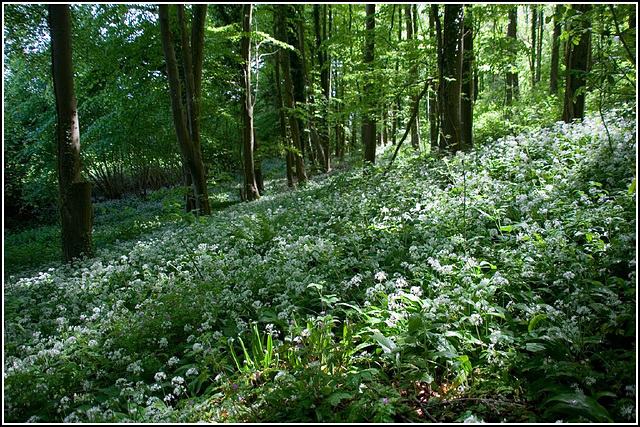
[544,393,613,423]
[327,391,352,406]
[528,313,548,332]
[373,332,396,354]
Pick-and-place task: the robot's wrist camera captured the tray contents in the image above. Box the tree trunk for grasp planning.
[274,50,294,187]
[362,4,376,164]
[562,4,592,123]
[506,7,519,105]
[240,4,260,200]
[550,6,561,94]
[405,5,420,150]
[314,5,331,172]
[49,5,94,262]
[430,5,442,149]
[530,5,537,87]
[159,5,211,214]
[298,5,326,171]
[440,5,464,152]
[461,11,474,151]
[278,5,307,184]
[536,8,543,83]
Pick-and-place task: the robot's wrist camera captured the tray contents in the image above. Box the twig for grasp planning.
[412,398,438,423]
[608,5,636,66]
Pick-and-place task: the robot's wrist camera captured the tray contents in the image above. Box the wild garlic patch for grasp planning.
[4,114,636,423]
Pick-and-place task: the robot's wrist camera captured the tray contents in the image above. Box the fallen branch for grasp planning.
[384,77,433,175]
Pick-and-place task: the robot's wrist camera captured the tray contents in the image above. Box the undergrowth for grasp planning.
[4,112,636,423]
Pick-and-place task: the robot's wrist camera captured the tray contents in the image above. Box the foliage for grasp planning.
[4,112,635,423]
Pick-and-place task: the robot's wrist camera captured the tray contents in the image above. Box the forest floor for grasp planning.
[4,113,637,423]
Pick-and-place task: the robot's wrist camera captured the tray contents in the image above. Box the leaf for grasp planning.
[544,393,613,423]
[373,332,396,354]
[528,313,548,332]
[327,391,352,406]
[629,179,636,195]
[525,342,546,352]
[307,283,323,291]
[500,225,513,232]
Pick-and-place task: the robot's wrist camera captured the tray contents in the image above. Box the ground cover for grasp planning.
[4,113,636,423]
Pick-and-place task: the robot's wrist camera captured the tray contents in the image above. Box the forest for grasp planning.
[3,2,637,423]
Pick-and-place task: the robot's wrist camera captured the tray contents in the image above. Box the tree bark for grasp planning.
[362,4,376,164]
[274,49,294,187]
[430,5,442,149]
[506,7,519,105]
[562,4,592,123]
[461,10,474,151]
[298,5,326,171]
[550,6,561,94]
[49,4,94,262]
[314,5,331,172]
[530,5,537,87]
[536,8,543,83]
[241,4,260,200]
[440,5,464,152]
[405,5,420,150]
[278,5,307,184]
[159,4,211,214]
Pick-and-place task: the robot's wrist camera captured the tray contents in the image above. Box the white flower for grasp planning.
[375,271,387,282]
[470,313,483,326]
[154,371,166,382]
[167,356,179,366]
[186,367,199,377]
[171,376,185,385]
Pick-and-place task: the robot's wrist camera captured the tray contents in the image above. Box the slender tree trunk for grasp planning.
[406,5,420,150]
[241,4,260,200]
[298,5,326,171]
[430,5,442,149]
[461,11,474,151]
[550,6,561,94]
[160,5,211,214]
[278,5,307,184]
[49,4,93,262]
[177,5,211,214]
[536,8,543,83]
[440,5,464,152]
[506,7,519,106]
[562,4,592,123]
[274,50,294,187]
[362,4,376,164]
[314,5,331,172]
[530,5,537,87]
[286,9,308,164]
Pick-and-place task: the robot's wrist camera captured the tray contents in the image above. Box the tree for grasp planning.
[240,4,260,201]
[314,5,331,171]
[405,4,420,150]
[530,5,537,87]
[159,4,211,214]
[506,6,519,105]
[299,5,326,171]
[430,4,443,149]
[362,4,376,164]
[277,5,307,184]
[461,7,474,150]
[562,4,592,123]
[440,5,464,152]
[550,6,561,94]
[48,4,94,262]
